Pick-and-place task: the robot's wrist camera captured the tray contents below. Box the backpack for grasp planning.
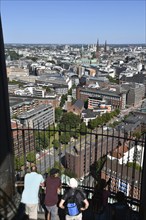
[67,190,80,216]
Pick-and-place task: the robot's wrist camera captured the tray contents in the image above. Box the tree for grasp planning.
[55,108,63,123]
[60,112,81,130]
[14,156,24,170]
[60,132,70,144]
[84,100,88,109]
[127,162,141,171]
[26,56,38,62]
[70,131,79,139]
[115,108,120,116]
[107,75,118,84]
[68,88,72,95]
[47,161,64,174]
[8,50,22,60]
[53,161,65,174]
[52,139,60,150]
[101,113,111,123]
[27,152,36,163]
[47,125,57,137]
[64,169,77,178]
[35,131,49,150]
[88,119,97,130]
[59,123,70,131]
[60,94,67,107]
[10,80,24,87]
[67,84,76,96]
[90,156,107,182]
[80,122,87,135]
[96,117,103,126]
[132,131,141,139]
[42,86,51,93]
[112,121,120,127]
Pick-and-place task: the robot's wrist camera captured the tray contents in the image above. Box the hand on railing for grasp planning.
[15,181,24,187]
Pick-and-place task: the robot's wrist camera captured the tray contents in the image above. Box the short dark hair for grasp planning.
[31,165,37,172]
[50,168,60,176]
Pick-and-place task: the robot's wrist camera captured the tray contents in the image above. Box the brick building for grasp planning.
[76,86,126,109]
[10,95,59,117]
[66,96,84,115]
[11,120,35,157]
[65,135,141,200]
[65,133,118,178]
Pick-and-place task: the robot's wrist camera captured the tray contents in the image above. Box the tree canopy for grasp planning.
[60,94,67,107]
[59,112,81,130]
[60,132,70,144]
[55,108,63,123]
[27,152,36,163]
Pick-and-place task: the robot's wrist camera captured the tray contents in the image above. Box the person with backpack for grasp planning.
[59,178,89,220]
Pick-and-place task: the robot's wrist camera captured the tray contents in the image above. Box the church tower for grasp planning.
[96,38,99,59]
[104,40,107,53]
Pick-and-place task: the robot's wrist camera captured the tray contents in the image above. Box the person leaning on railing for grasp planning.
[44,168,61,220]
[19,165,45,220]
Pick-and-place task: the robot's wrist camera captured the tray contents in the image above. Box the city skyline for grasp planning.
[1,0,146,44]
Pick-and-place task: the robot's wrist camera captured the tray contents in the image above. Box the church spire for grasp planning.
[96,38,99,52]
[96,38,99,59]
[104,40,107,52]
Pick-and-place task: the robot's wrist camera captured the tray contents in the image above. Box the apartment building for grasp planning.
[32,87,45,97]
[122,83,145,107]
[88,97,112,113]
[76,86,126,109]
[11,120,34,156]
[10,99,36,117]
[65,134,118,178]
[17,104,55,129]
[10,96,59,117]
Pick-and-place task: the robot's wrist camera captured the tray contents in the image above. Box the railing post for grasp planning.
[0,16,15,217]
[140,133,146,220]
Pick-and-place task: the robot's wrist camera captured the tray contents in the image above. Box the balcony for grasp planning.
[0,124,144,219]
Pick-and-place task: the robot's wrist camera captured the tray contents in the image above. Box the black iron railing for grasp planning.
[12,123,145,211]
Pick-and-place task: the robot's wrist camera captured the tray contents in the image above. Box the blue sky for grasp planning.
[1,0,146,44]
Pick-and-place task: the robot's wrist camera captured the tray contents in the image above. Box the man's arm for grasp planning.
[57,186,61,194]
[57,179,62,194]
[59,199,65,209]
[40,181,45,187]
[40,175,45,187]
[80,199,89,211]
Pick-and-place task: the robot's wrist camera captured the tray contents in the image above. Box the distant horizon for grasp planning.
[4,42,146,46]
[1,1,145,44]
